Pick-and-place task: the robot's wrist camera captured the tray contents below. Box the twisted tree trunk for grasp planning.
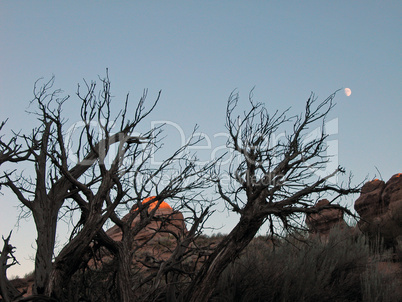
[0,233,23,301]
[116,240,135,302]
[33,208,58,295]
[185,212,266,302]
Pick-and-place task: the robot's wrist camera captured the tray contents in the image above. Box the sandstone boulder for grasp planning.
[305,199,348,238]
[87,198,187,269]
[354,179,386,217]
[105,198,186,242]
[354,173,402,247]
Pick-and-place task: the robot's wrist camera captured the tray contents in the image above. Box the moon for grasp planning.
[344,88,352,96]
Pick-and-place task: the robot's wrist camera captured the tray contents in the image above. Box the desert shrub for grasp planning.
[211,228,399,302]
[49,228,399,301]
[361,263,400,302]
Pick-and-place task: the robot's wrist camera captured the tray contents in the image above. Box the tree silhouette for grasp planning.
[0,73,214,300]
[185,90,360,302]
[0,77,360,301]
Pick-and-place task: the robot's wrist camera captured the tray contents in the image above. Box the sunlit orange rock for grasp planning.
[87,197,187,269]
[105,197,186,242]
[142,196,172,211]
[382,174,402,206]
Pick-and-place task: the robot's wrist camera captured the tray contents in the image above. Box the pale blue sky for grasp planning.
[1,1,401,277]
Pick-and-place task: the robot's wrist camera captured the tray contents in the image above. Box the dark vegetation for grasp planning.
[9,228,399,302]
[211,229,400,302]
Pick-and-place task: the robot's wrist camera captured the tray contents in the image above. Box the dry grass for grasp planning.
[210,228,401,302]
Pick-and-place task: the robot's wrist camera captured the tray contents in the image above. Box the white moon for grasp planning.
[344,88,352,96]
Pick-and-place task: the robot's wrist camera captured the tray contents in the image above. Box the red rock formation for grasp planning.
[354,179,386,217]
[305,199,348,237]
[105,198,186,242]
[354,173,402,247]
[85,197,187,271]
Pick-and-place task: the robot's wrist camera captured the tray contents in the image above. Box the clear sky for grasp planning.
[1,1,401,277]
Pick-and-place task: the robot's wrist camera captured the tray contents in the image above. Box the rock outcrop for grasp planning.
[305,199,348,238]
[105,198,186,242]
[354,173,402,247]
[89,197,188,268]
[306,173,402,247]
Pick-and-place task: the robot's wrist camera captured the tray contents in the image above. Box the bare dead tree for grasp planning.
[1,72,218,301]
[66,126,218,302]
[184,90,361,302]
[0,232,24,302]
[0,120,36,301]
[123,196,213,302]
[144,202,213,302]
[0,72,161,297]
[0,120,32,166]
